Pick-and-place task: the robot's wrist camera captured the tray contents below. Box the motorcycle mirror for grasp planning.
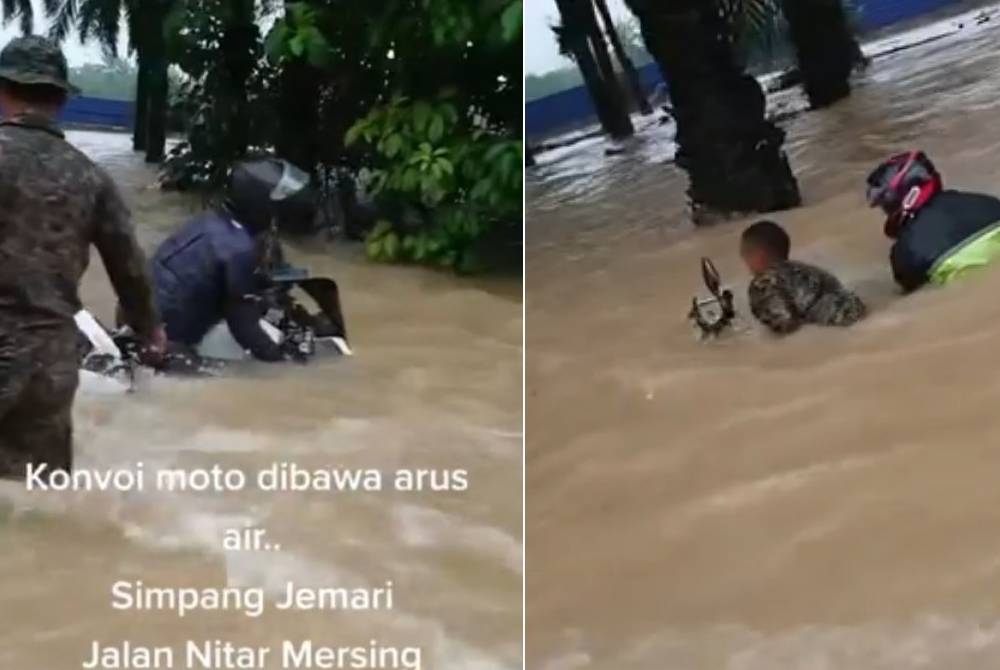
[701,257,722,297]
[689,258,737,338]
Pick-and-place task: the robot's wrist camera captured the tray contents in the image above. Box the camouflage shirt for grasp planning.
[0,113,158,336]
[748,259,866,335]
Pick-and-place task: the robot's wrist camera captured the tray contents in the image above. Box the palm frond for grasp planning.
[723,0,780,41]
[78,0,122,52]
[46,0,79,41]
[17,0,32,33]
[550,23,573,60]
[1,0,34,33]
[96,0,123,55]
[121,0,145,55]
[720,0,784,56]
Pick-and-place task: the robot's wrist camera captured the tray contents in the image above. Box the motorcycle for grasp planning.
[77,266,352,394]
[688,257,737,339]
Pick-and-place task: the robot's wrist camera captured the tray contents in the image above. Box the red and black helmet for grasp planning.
[866,151,943,237]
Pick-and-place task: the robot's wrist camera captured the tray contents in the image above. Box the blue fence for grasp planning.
[526,0,966,141]
[861,0,964,30]
[59,96,133,130]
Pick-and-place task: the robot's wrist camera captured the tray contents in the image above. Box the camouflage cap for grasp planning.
[0,36,79,94]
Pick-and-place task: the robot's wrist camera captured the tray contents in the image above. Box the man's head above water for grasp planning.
[0,36,76,119]
[741,220,790,276]
[866,150,942,238]
[223,158,317,235]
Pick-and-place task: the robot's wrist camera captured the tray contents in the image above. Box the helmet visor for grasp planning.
[271,162,311,202]
[865,183,883,208]
[865,160,898,208]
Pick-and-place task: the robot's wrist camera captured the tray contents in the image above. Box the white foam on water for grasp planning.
[539,617,1000,670]
[393,503,523,575]
[79,369,131,395]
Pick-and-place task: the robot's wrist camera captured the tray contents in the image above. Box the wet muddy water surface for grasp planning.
[0,132,522,669]
[528,11,1000,669]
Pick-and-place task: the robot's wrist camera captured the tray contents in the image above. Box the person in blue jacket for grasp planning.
[151,158,317,361]
[867,151,1000,292]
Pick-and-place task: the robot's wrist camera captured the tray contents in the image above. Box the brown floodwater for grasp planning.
[0,132,522,669]
[527,7,1000,669]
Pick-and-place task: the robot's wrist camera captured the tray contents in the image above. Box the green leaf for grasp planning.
[484,142,509,162]
[366,237,384,260]
[500,150,518,181]
[413,236,430,261]
[470,178,493,202]
[345,122,365,147]
[384,133,403,158]
[289,34,306,57]
[371,219,395,239]
[413,102,433,132]
[402,168,420,192]
[500,1,522,42]
[428,115,445,143]
[305,29,332,67]
[289,2,311,26]
[383,232,401,260]
[265,23,291,61]
[439,103,459,124]
[371,172,388,193]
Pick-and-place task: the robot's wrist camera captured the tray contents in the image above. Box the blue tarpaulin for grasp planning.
[59,96,134,130]
[526,0,967,141]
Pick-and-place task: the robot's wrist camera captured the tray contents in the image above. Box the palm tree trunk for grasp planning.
[144,8,169,163]
[623,0,800,221]
[584,2,621,96]
[555,0,633,139]
[780,0,855,108]
[593,0,652,115]
[145,56,168,162]
[132,51,149,152]
[276,60,322,169]
[220,0,257,159]
[582,1,635,134]
[273,0,321,170]
[582,41,633,139]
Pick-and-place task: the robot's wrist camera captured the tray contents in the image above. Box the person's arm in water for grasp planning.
[221,247,285,362]
[748,275,802,335]
[890,243,927,294]
[92,170,166,354]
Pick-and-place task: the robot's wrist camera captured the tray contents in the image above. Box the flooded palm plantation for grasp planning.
[528,7,1000,669]
[0,132,522,669]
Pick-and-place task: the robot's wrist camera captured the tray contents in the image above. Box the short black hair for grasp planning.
[741,220,790,259]
[0,79,67,108]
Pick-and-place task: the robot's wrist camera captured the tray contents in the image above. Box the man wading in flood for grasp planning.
[0,37,164,480]
[868,151,1000,291]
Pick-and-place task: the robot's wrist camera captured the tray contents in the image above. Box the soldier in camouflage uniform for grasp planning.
[740,221,866,335]
[0,36,164,480]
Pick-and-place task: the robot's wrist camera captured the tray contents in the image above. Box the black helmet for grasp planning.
[866,151,942,215]
[224,158,316,233]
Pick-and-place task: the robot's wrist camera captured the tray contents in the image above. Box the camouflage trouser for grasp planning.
[0,326,79,481]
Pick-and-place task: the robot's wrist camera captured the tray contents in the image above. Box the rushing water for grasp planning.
[0,132,522,669]
[527,6,1000,669]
